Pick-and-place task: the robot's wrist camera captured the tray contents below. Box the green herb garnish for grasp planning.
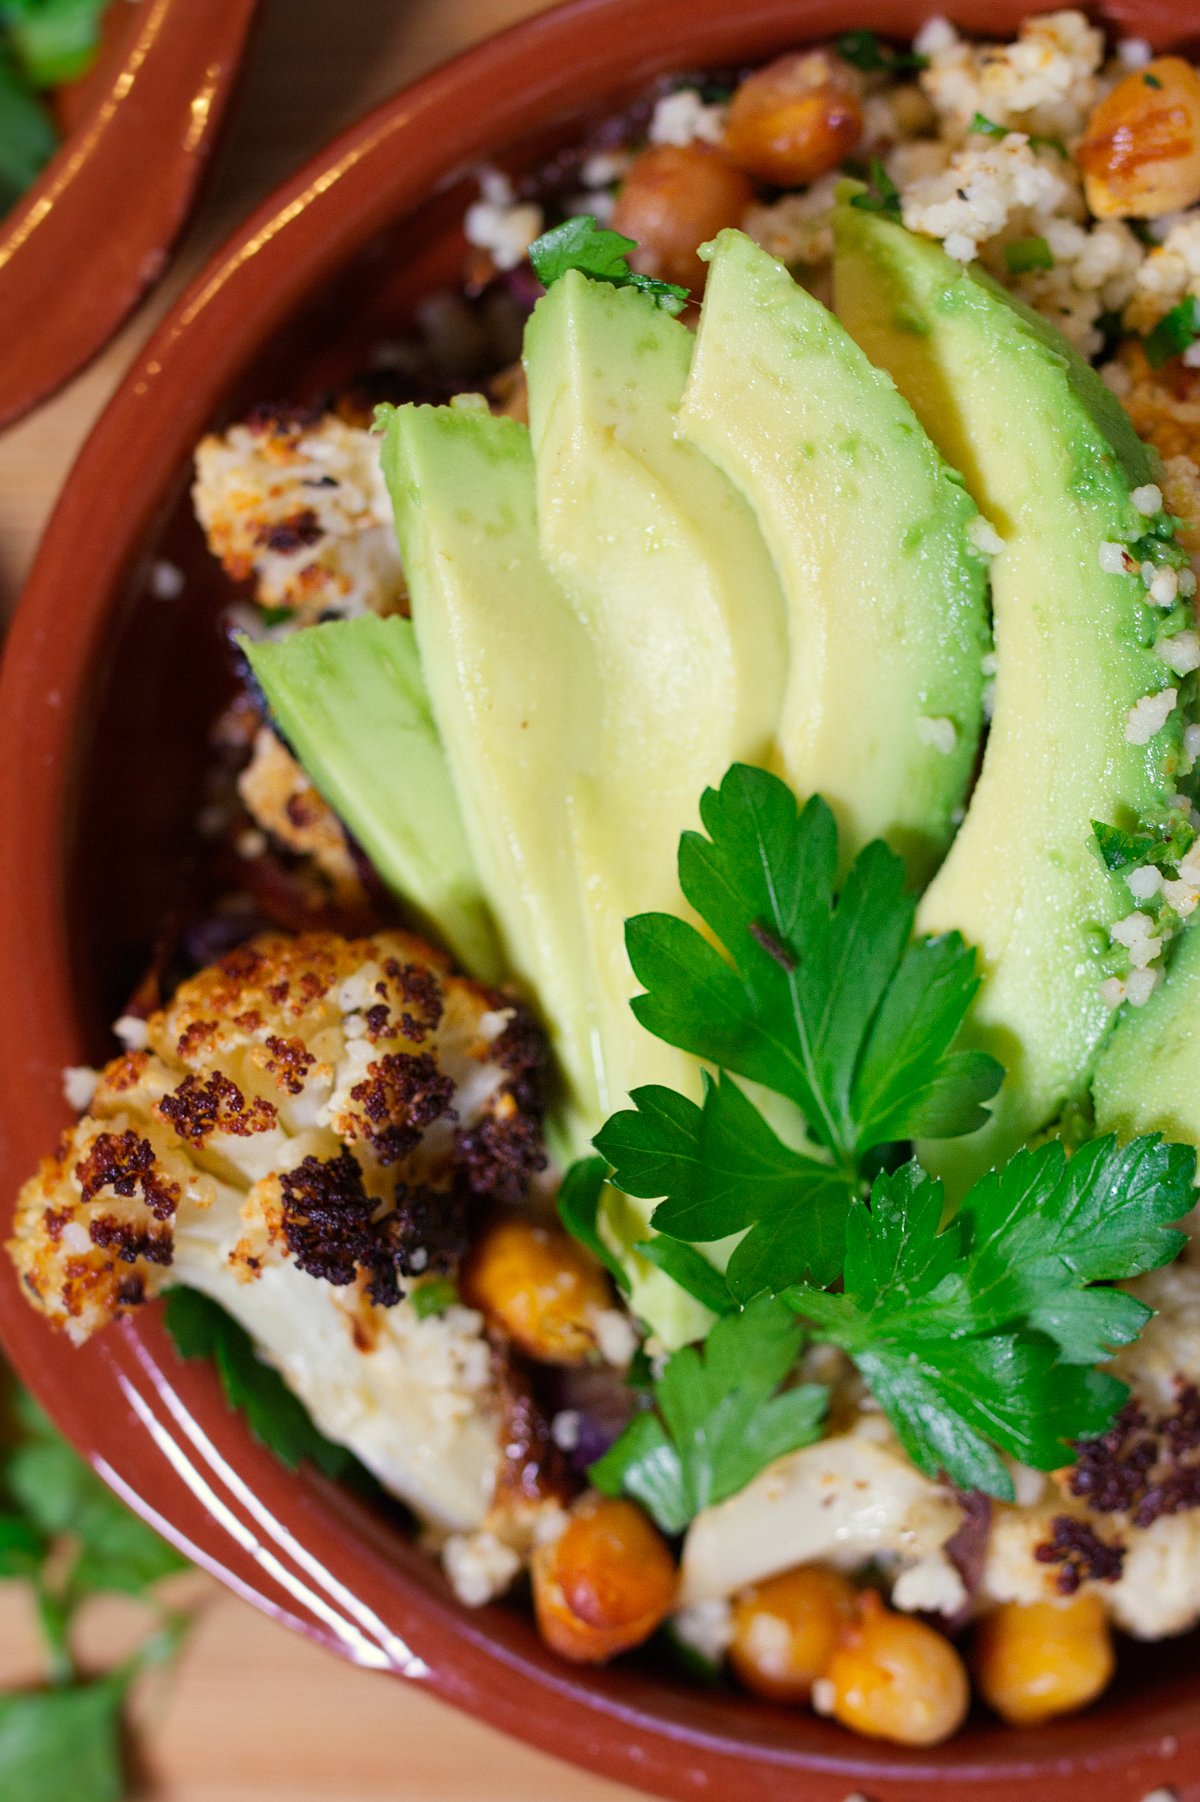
[1093,815,1198,874]
[0,1387,190,1801]
[848,157,903,219]
[1144,296,1200,370]
[784,1136,1193,1497]
[623,765,1000,1163]
[632,1231,739,1317]
[835,29,928,73]
[968,112,1066,156]
[563,763,1197,1519]
[528,215,689,314]
[163,1287,354,1478]
[409,1277,459,1319]
[1004,235,1054,274]
[589,1297,826,1532]
[556,1153,630,1292]
[1144,71,1163,89]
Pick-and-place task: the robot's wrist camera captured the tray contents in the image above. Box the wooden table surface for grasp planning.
[0,2,642,1795]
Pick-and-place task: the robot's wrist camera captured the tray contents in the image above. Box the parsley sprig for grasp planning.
[0,1386,190,1802]
[785,1137,1193,1497]
[163,1288,356,1479]
[589,1298,825,1532]
[598,765,1000,1294]
[568,762,1198,1521]
[528,215,689,314]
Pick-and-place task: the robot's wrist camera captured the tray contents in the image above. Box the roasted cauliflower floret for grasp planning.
[193,406,407,626]
[9,930,551,1533]
[237,725,365,907]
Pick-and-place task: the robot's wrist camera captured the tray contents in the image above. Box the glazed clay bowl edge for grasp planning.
[0,3,1197,1798]
[0,0,260,431]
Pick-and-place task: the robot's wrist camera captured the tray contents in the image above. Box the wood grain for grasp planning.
[0,1,642,1795]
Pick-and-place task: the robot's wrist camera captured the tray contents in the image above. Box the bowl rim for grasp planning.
[0,0,260,431]
[1,2,1199,1797]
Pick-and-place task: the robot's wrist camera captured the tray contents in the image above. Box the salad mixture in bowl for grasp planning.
[13,4,1200,1760]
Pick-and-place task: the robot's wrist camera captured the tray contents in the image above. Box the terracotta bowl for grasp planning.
[0,0,260,430]
[1,2,1198,1796]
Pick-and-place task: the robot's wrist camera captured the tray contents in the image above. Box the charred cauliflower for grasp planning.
[193,406,407,626]
[236,724,365,909]
[10,929,552,1534]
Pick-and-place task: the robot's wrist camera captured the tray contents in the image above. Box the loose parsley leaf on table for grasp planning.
[528,214,690,314]
[785,1136,1194,1498]
[589,1297,826,1532]
[163,1287,353,1480]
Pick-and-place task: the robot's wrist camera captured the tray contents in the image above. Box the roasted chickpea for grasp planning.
[1078,57,1200,219]
[729,1566,858,1704]
[973,1594,1115,1726]
[822,1591,970,1747]
[460,1216,610,1364]
[724,51,863,188]
[532,1494,678,1663]
[610,143,755,291]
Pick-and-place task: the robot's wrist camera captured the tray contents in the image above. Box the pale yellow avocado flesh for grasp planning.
[523,270,794,1333]
[678,228,989,883]
[833,203,1182,1189]
[380,406,601,1137]
[382,399,712,1346]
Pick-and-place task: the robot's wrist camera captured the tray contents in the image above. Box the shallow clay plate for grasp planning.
[0,0,259,430]
[0,2,1197,1797]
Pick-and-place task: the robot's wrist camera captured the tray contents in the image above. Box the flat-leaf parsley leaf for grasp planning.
[589,1296,826,1532]
[528,214,689,314]
[597,1073,855,1299]
[785,1136,1193,1497]
[625,765,1002,1171]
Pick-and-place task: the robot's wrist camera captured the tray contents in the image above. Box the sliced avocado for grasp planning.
[381,397,712,1347]
[677,228,990,882]
[834,203,1185,1186]
[1093,926,1200,1145]
[243,615,501,979]
[378,403,600,1135]
[523,270,792,1331]
[523,268,787,1078]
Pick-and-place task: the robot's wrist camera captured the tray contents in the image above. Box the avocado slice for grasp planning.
[523,265,788,949]
[378,402,601,1136]
[834,202,1186,1186]
[523,271,801,1329]
[677,228,990,882]
[381,397,713,1347]
[243,615,501,979]
[1093,927,1200,1145]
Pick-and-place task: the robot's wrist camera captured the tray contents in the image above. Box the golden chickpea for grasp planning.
[973,1594,1115,1726]
[460,1216,611,1364]
[822,1591,970,1747]
[724,51,863,188]
[532,1494,678,1664]
[729,1566,858,1704]
[1078,57,1200,219]
[610,143,755,291]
